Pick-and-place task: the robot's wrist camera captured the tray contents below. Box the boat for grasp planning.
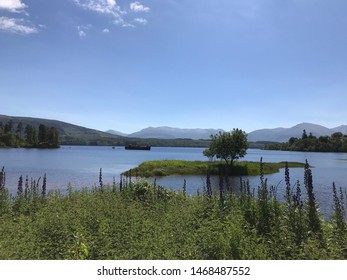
[125,145,151,150]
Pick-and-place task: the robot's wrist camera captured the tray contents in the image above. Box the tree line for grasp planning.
[264,129,347,152]
[0,120,60,148]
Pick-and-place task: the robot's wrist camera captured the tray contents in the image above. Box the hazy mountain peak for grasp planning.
[127,126,224,140]
[108,122,347,142]
[248,122,339,142]
[105,130,128,137]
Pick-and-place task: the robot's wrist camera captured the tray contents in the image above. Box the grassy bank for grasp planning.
[122,160,306,177]
[0,163,345,260]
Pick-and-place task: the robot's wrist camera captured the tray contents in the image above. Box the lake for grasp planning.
[1,146,347,218]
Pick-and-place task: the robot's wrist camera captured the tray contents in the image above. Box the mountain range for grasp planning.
[108,123,347,143]
[0,115,207,147]
[2,114,346,144]
[107,127,225,140]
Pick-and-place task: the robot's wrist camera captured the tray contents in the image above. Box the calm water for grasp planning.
[1,146,347,217]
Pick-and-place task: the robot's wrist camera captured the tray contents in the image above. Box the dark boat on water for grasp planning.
[125,145,151,150]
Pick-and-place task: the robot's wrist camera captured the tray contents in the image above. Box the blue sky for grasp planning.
[1,0,347,134]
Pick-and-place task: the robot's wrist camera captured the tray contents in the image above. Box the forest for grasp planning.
[0,120,60,148]
[264,130,347,152]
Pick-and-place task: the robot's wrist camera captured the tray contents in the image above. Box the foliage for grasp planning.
[204,129,248,166]
[0,120,60,148]
[0,115,212,147]
[265,130,347,152]
[122,160,306,177]
[0,162,346,260]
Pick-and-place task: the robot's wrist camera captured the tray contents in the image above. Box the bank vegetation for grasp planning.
[0,161,346,260]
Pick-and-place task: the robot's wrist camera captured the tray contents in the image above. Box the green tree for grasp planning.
[38,124,48,145]
[203,128,248,166]
[16,122,23,138]
[4,120,13,134]
[47,127,60,148]
[25,124,38,146]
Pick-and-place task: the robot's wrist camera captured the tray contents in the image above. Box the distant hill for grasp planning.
[0,114,124,146]
[248,123,340,142]
[332,125,347,135]
[105,130,129,137]
[3,115,346,145]
[115,123,345,142]
[0,115,209,147]
[127,126,224,140]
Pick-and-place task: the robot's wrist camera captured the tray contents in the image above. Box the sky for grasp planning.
[1,0,347,134]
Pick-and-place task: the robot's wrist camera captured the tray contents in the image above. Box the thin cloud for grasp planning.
[102,28,109,33]
[134,17,147,25]
[73,0,131,28]
[77,24,91,37]
[73,0,150,29]
[73,0,124,17]
[130,1,150,13]
[0,16,37,34]
[0,0,26,13]
[121,22,135,28]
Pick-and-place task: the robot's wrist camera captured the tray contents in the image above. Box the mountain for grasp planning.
[332,125,347,134]
[105,129,128,137]
[112,123,347,142]
[0,115,210,147]
[0,114,124,146]
[248,122,340,142]
[127,126,224,140]
[247,127,287,142]
[3,114,346,145]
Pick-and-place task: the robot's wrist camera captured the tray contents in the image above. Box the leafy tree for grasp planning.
[265,132,347,153]
[47,127,60,148]
[288,137,297,146]
[16,122,23,138]
[203,147,215,161]
[38,124,48,145]
[4,120,13,134]
[25,124,38,146]
[203,128,248,166]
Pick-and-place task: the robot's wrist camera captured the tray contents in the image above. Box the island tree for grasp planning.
[203,128,248,166]
[0,121,60,148]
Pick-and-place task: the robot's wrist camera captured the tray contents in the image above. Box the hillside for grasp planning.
[105,130,129,137]
[0,115,209,147]
[127,126,224,139]
[0,115,125,146]
[332,125,347,135]
[3,115,346,146]
[109,123,347,143]
[248,123,339,142]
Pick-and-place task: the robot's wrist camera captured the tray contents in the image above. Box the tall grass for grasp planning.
[0,161,346,260]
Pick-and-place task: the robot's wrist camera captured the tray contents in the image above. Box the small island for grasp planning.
[122,159,306,177]
[123,129,306,178]
[0,121,60,148]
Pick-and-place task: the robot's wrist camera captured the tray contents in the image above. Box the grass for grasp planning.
[0,178,345,260]
[0,162,345,260]
[122,160,306,177]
